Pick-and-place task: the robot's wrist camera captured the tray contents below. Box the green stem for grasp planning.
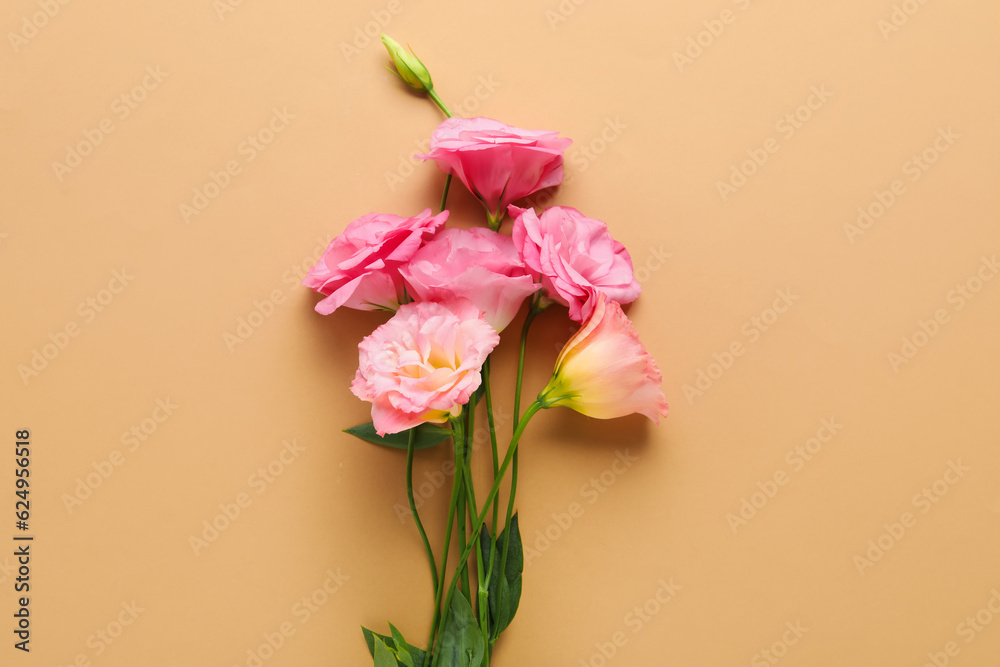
[462,404,479,586]
[461,403,491,654]
[430,400,544,667]
[440,174,452,213]
[495,446,517,621]
[483,360,500,535]
[482,360,501,657]
[465,397,479,508]
[407,427,438,594]
[487,211,502,232]
[427,88,454,118]
[454,420,470,598]
[490,303,539,641]
[427,87,453,214]
[514,302,540,428]
[426,433,462,651]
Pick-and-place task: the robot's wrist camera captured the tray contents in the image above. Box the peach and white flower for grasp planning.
[540,291,667,423]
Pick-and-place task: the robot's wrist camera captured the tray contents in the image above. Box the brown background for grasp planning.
[2,0,999,665]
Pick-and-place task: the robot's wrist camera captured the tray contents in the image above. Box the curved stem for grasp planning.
[462,402,490,653]
[454,426,469,598]
[430,400,544,667]
[462,403,480,590]
[483,359,500,535]
[426,433,462,651]
[514,304,540,428]
[492,304,539,631]
[495,446,517,609]
[440,174,452,213]
[427,87,453,214]
[482,360,501,654]
[407,428,438,593]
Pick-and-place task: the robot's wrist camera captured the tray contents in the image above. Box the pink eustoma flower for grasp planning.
[540,291,668,424]
[417,117,571,228]
[304,209,448,315]
[511,205,641,322]
[351,299,500,436]
[400,227,540,332]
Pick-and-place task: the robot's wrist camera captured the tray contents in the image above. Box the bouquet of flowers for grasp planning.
[304,35,668,666]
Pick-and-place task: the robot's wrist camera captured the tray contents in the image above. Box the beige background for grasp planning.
[3,0,999,665]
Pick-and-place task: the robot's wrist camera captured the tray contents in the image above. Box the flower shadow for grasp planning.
[540,410,655,453]
[295,289,391,379]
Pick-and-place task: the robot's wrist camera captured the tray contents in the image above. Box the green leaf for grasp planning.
[362,626,382,656]
[344,422,452,450]
[436,591,486,667]
[362,626,427,667]
[478,514,523,641]
[374,637,398,667]
[389,623,415,667]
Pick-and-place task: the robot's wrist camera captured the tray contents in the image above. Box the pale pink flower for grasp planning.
[400,228,539,332]
[304,209,448,315]
[351,299,500,435]
[417,117,571,227]
[540,291,667,423]
[511,205,640,322]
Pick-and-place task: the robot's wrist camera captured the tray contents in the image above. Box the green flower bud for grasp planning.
[381,34,433,92]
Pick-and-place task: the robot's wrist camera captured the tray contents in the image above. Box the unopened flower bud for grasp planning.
[381,34,433,92]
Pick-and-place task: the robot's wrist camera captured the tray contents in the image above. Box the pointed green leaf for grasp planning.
[478,514,523,641]
[363,626,380,655]
[362,626,427,667]
[344,422,452,450]
[436,590,486,667]
[374,637,398,667]
[388,623,416,667]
